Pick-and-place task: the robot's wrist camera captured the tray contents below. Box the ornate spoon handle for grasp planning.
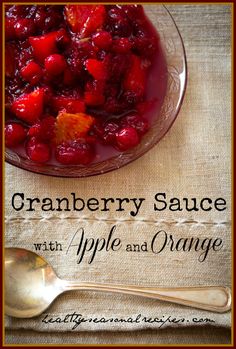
[62,282,231,313]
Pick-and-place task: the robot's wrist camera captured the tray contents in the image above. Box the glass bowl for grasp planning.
[5,5,187,177]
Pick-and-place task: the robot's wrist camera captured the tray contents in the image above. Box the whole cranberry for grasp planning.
[44,54,67,76]
[102,121,119,144]
[121,114,149,135]
[92,31,112,50]
[115,126,139,151]
[55,140,95,165]
[26,137,51,163]
[14,19,35,40]
[5,123,26,147]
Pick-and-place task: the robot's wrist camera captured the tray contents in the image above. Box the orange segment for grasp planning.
[65,5,105,38]
[55,111,94,144]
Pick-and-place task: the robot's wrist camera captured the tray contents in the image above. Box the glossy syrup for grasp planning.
[6,5,168,166]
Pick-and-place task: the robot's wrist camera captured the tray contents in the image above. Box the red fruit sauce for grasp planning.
[5,5,167,166]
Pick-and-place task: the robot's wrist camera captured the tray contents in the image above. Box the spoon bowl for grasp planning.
[5,248,64,318]
[5,247,231,318]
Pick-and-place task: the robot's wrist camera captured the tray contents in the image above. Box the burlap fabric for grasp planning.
[5,4,231,344]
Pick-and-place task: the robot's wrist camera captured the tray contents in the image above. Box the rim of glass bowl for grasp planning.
[5,5,187,178]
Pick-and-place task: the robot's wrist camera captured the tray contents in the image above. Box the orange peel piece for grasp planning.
[55,111,94,144]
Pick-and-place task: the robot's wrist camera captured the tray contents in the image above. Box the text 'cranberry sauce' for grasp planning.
[5,5,167,166]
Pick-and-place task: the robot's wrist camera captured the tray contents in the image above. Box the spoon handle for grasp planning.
[62,283,231,313]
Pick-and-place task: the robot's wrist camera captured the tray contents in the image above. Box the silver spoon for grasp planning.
[5,247,231,318]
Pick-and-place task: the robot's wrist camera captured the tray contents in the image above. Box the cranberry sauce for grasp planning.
[5,5,168,166]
